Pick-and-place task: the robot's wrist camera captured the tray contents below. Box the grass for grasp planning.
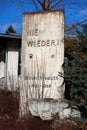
[0,88,87,130]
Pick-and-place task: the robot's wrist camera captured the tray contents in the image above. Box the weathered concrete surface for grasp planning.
[0,53,5,79]
[28,99,81,120]
[20,10,65,117]
[7,50,19,87]
[21,11,64,100]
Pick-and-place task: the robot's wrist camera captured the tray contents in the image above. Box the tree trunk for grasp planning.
[43,0,50,10]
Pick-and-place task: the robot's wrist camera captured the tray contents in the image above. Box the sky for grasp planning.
[0,0,87,34]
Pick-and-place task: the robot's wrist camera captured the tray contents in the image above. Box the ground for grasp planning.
[0,88,86,130]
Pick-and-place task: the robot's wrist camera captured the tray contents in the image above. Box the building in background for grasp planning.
[0,33,21,87]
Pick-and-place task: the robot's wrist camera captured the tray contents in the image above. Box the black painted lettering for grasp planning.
[27,41,33,47]
[34,41,36,47]
[47,40,50,46]
[37,40,40,47]
[35,29,38,36]
[51,40,56,46]
[41,40,46,46]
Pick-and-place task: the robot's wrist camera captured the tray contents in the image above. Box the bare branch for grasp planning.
[65,18,87,32]
[36,0,50,10]
[49,0,63,9]
[36,0,44,8]
[32,0,41,11]
[44,0,50,9]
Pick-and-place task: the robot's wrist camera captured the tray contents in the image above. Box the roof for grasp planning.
[0,33,21,40]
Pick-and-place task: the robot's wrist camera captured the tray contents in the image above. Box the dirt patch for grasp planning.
[0,88,19,130]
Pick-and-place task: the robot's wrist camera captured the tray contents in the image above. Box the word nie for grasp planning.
[26,29,38,36]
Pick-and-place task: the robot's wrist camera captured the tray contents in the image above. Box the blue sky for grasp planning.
[0,0,87,34]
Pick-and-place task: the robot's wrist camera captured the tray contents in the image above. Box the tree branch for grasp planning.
[36,0,44,9]
[32,0,41,10]
[49,0,63,9]
[65,18,87,32]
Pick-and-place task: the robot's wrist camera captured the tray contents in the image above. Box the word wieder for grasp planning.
[27,39,59,47]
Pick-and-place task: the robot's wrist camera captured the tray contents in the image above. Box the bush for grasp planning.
[65,24,87,119]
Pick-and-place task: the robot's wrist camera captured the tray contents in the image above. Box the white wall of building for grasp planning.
[0,53,5,79]
[0,42,19,88]
[7,49,19,87]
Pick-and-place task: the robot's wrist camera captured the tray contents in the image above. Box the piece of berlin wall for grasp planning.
[21,10,64,101]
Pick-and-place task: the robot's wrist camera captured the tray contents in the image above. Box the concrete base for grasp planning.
[28,99,81,120]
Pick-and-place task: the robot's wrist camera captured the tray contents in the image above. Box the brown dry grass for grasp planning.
[0,88,86,130]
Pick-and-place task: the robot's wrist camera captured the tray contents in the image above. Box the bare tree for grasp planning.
[65,18,87,32]
[31,0,87,32]
[36,0,50,10]
[0,0,87,33]
[32,0,63,10]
